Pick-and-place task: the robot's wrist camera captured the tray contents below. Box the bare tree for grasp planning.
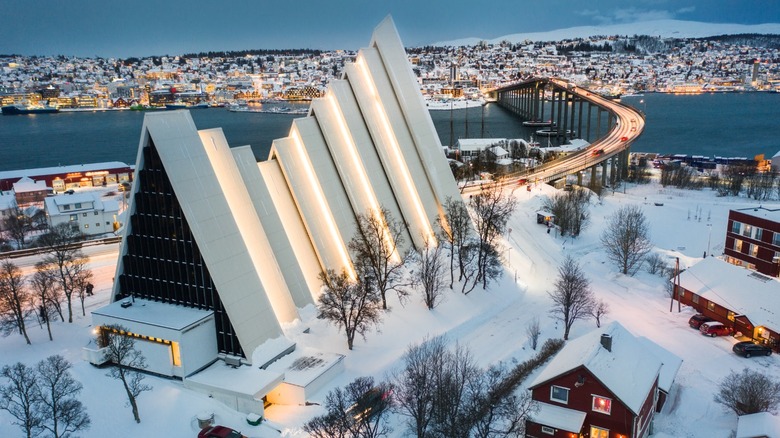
[600,205,653,276]
[438,197,473,289]
[548,256,594,340]
[100,324,152,423]
[542,188,591,236]
[317,267,383,350]
[590,299,610,328]
[393,336,447,438]
[526,317,541,350]
[304,376,393,438]
[348,208,408,310]
[30,266,60,341]
[36,223,91,323]
[469,182,517,290]
[0,362,43,438]
[715,368,780,416]
[2,207,32,250]
[35,355,90,438]
[410,238,447,309]
[0,260,33,344]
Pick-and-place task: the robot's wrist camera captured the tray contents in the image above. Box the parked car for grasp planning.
[688,314,713,329]
[699,321,732,337]
[732,341,772,358]
[197,425,245,438]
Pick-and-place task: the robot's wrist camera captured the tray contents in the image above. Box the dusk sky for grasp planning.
[1,0,777,58]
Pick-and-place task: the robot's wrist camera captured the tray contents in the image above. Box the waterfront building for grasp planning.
[0,162,134,193]
[11,176,50,207]
[87,17,459,413]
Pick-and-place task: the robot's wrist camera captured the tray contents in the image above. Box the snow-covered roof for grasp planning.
[637,337,683,394]
[529,321,662,414]
[12,176,48,193]
[456,138,506,151]
[677,257,780,330]
[732,207,780,223]
[92,298,213,331]
[488,146,508,156]
[0,161,132,181]
[185,360,284,400]
[737,412,780,438]
[529,402,586,433]
[265,348,345,388]
[51,193,95,206]
[0,192,16,211]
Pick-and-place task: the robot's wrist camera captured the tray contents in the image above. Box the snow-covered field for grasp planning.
[1,178,778,437]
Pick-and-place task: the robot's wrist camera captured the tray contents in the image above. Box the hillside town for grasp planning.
[1,33,779,110]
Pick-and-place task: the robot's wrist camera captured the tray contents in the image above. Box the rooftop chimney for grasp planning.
[600,334,612,352]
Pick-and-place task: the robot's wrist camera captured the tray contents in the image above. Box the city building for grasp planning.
[526,322,680,438]
[11,176,50,207]
[0,162,134,193]
[86,17,459,412]
[676,256,780,352]
[724,207,780,277]
[43,192,120,236]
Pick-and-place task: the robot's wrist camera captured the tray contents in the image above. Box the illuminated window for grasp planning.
[541,426,555,435]
[171,341,181,367]
[590,426,609,438]
[751,244,758,257]
[82,212,88,217]
[743,224,752,237]
[734,239,743,251]
[69,214,77,221]
[84,224,89,229]
[728,311,735,322]
[707,301,715,311]
[592,395,612,414]
[550,385,569,404]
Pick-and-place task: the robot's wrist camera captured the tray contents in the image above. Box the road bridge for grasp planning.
[470,78,645,192]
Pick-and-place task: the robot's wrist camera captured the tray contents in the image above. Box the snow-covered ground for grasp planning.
[1,178,778,437]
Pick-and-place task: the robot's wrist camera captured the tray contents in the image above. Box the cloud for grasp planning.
[578,7,680,25]
[676,6,696,14]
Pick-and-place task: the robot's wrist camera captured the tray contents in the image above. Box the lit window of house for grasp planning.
[592,396,612,414]
[743,224,753,237]
[751,244,759,257]
[735,239,743,251]
[590,426,609,438]
[731,221,741,234]
[707,301,715,311]
[84,224,89,229]
[82,212,88,217]
[550,385,569,404]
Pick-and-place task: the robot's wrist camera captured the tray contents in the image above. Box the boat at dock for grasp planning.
[2,104,60,115]
[424,98,485,111]
[536,128,575,137]
[165,102,210,110]
[522,120,553,127]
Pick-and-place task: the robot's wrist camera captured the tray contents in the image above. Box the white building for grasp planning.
[43,192,119,236]
[87,17,459,413]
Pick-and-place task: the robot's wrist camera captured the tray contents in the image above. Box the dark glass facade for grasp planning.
[117,140,245,358]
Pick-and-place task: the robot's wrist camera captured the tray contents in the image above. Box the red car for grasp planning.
[198,426,245,438]
[699,321,732,337]
[620,136,628,142]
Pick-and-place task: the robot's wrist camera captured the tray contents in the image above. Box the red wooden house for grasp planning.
[526,322,681,438]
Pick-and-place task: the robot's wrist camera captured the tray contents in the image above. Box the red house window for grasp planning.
[550,385,569,404]
[592,395,612,414]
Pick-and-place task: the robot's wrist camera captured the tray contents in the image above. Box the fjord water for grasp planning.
[0,93,778,172]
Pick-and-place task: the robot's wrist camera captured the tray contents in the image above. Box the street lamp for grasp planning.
[706,223,712,258]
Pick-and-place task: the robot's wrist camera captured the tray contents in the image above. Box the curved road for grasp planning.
[465,78,645,193]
